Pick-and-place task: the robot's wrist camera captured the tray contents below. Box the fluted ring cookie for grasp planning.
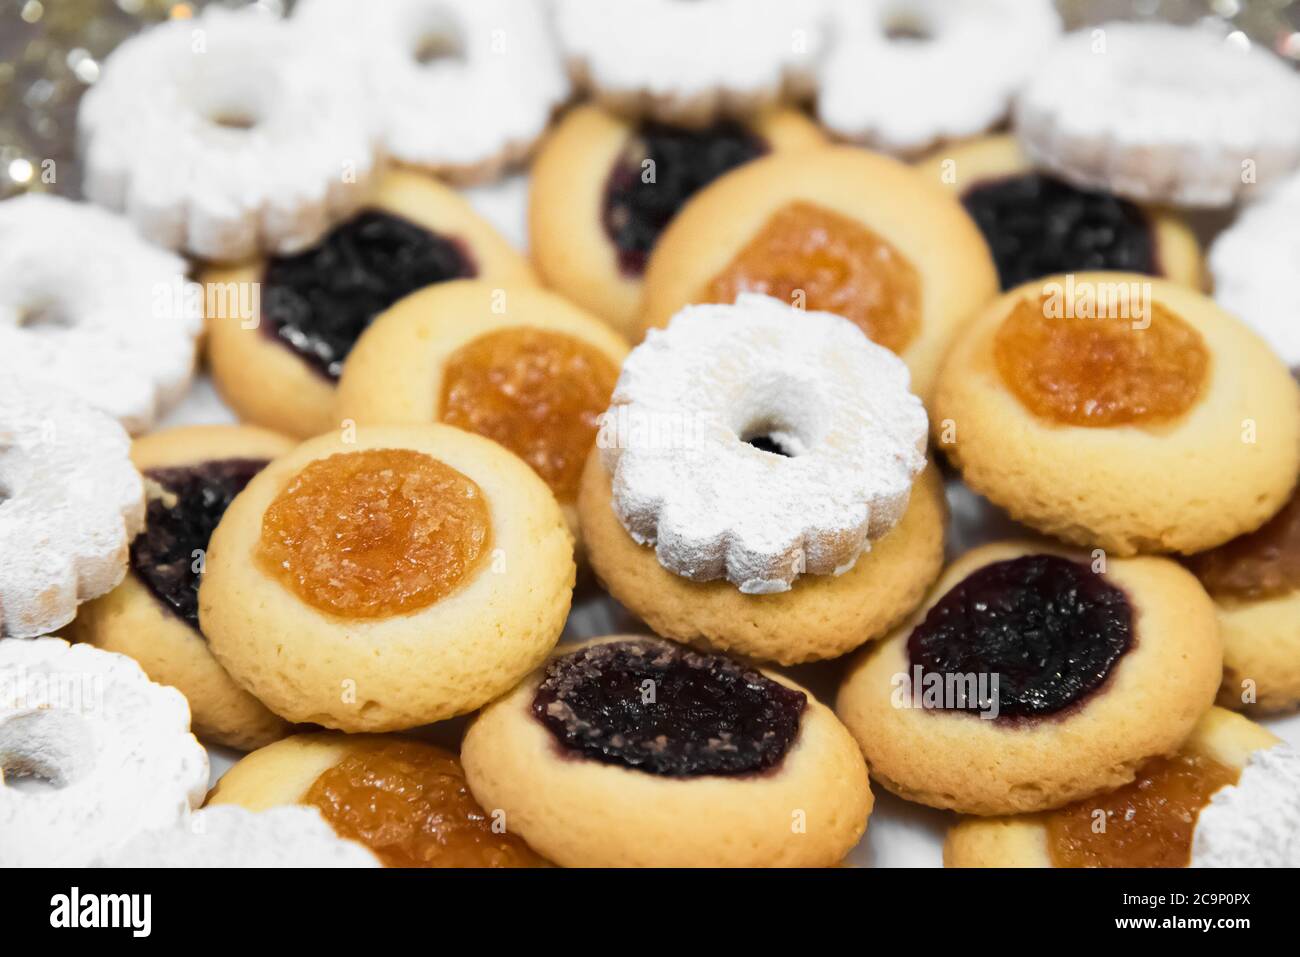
[199,424,574,732]
[69,425,296,750]
[836,541,1222,816]
[461,636,872,867]
[933,273,1300,555]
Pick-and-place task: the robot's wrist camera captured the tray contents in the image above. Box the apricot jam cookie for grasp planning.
[835,541,1222,816]
[335,280,628,541]
[204,169,535,439]
[933,273,1300,555]
[638,147,998,402]
[944,708,1300,867]
[913,135,1201,291]
[460,636,872,867]
[208,733,547,867]
[199,424,574,732]
[69,425,296,751]
[529,104,823,338]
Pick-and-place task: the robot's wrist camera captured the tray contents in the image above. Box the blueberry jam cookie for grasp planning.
[836,541,1222,816]
[461,636,872,867]
[199,425,574,732]
[934,273,1300,555]
[208,733,548,868]
[914,135,1202,291]
[204,170,535,439]
[529,104,823,338]
[70,425,296,751]
[638,147,998,402]
[945,708,1300,867]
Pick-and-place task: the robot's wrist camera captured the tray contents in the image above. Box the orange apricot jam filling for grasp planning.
[994,294,1209,427]
[258,448,490,619]
[304,740,548,868]
[1185,487,1300,601]
[702,200,922,354]
[439,327,619,502]
[1046,751,1239,868]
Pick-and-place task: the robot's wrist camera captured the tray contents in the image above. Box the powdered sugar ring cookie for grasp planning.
[1015,22,1300,208]
[295,0,568,184]
[79,6,377,261]
[818,0,1060,155]
[602,294,928,594]
[0,378,144,638]
[0,638,208,866]
[0,195,201,434]
[95,806,380,868]
[554,0,827,126]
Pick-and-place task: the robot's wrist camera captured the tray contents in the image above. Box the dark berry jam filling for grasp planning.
[130,458,268,630]
[261,210,477,379]
[532,639,806,776]
[602,121,767,277]
[962,173,1157,290]
[907,555,1133,719]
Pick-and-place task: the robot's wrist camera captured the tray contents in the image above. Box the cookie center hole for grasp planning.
[210,111,258,131]
[742,433,794,457]
[884,14,934,42]
[18,300,73,330]
[739,418,806,458]
[410,6,466,66]
[0,710,95,791]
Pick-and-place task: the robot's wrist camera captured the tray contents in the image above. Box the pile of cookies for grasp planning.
[3,1,1300,868]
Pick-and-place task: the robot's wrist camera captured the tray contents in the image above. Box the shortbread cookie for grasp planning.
[836,541,1222,816]
[1015,22,1300,208]
[933,273,1300,555]
[461,636,871,867]
[294,0,569,184]
[0,378,144,638]
[199,425,574,732]
[818,0,1061,155]
[95,805,380,868]
[0,638,208,866]
[529,105,823,338]
[638,146,999,402]
[79,6,377,261]
[208,733,548,867]
[0,195,202,433]
[335,281,627,542]
[944,707,1297,867]
[914,135,1202,290]
[554,0,827,126]
[69,425,296,750]
[205,169,535,439]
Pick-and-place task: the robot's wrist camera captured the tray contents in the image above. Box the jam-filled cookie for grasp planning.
[208,733,548,867]
[529,104,823,338]
[934,273,1300,555]
[69,425,295,751]
[199,424,574,732]
[637,146,999,402]
[335,280,628,542]
[460,636,872,867]
[836,541,1223,816]
[913,135,1202,291]
[945,707,1300,867]
[204,169,535,439]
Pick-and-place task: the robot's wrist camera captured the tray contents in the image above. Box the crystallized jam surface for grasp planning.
[533,639,806,776]
[440,327,619,502]
[1186,487,1300,601]
[908,555,1132,719]
[994,295,1209,427]
[1047,751,1239,868]
[304,740,547,868]
[703,201,922,354]
[258,449,490,618]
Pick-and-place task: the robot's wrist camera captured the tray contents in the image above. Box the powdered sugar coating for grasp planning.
[78,6,378,261]
[1015,22,1300,208]
[0,378,144,638]
[600,294,927,594]
[818,0,1060,155]
[0,195,201,433]
[0,638,209,866]
[1192,744,1300,868]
